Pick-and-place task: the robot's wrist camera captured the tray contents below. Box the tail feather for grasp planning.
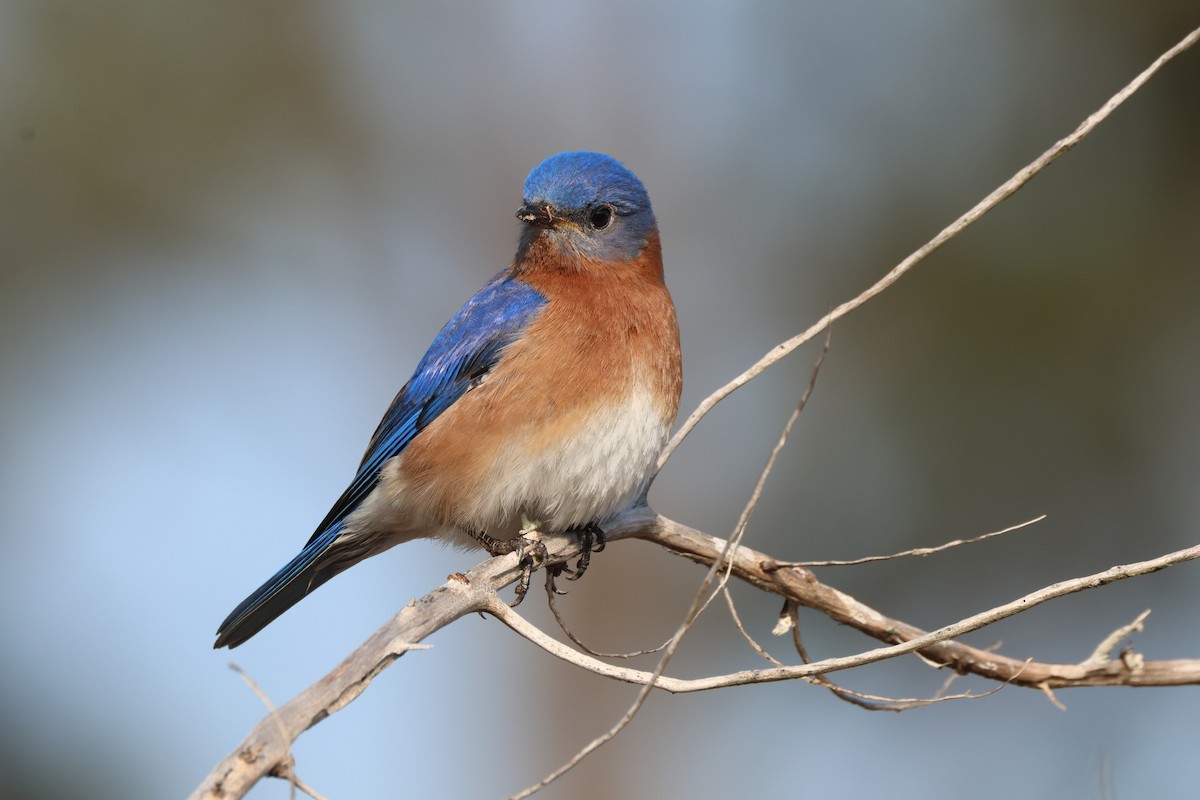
[214,523,347,649]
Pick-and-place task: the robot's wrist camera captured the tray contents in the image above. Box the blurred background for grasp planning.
[2,2,1198,798]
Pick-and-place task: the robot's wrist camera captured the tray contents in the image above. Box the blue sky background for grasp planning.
[2,3,1199,798]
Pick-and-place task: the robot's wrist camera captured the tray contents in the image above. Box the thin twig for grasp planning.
[779,599,916,712]
[814,671,1017,712]
[1085,609,1151,667]
[229,665,305,800]
[544,572,671,659]
[721,335,830,666]
[724,586,786,667]
[770,514,1046,568]
[656,25,1200,472]
[1039,682,1068,711]
[809,643,1027,712]
[785,600,811,662]
[725,329,830,558]
[289,777,331,800]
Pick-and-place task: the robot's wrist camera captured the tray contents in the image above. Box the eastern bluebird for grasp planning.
[214,151,681,648]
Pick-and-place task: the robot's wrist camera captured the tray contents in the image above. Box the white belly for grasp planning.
[443,383,670,545]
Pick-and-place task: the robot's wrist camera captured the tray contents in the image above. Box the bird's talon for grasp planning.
[545,567,570,596]
[566,522,605,582]
[565,549,589,581]
[511,559,532,607]
[508,533,548,606]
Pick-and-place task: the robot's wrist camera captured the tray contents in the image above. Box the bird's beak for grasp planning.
[516,203,555,226]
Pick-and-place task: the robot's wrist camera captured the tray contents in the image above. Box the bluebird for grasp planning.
[214,151,682,648]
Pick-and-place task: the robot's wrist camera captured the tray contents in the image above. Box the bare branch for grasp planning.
[192,508,1200,799]
[189,549,527,800]
[490,520,1199,695]
[645,515,1200,688]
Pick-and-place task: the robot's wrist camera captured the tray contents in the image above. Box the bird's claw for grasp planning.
[467,526,547,606]
[510,534,547,607]
[545,566,571,596]
[565,522,605,582]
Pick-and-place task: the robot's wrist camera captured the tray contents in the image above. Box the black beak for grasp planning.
[516,203,554,226]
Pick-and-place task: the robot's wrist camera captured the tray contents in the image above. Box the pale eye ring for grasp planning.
[588,204,615,231]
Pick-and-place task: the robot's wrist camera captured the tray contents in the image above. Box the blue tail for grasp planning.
[214,522,352,649]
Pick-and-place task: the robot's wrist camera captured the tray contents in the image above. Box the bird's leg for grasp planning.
[565,522,606,582]
[467,519,547,607]
[468,529,518,557]
[509,515,549,606]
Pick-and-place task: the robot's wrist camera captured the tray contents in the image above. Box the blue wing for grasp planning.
[307,270,547,542]
[214,270,546,648]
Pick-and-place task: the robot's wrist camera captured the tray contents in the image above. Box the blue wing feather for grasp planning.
[214,271,546,648]
[306,270,546,543]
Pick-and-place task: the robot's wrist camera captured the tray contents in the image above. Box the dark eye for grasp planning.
[588,204,614,231]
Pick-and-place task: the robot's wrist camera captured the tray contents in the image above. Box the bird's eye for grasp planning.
[588,205,614,231]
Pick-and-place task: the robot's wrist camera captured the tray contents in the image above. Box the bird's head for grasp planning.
[516,151,657,264]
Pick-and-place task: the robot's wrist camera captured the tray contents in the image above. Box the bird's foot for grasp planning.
[468,525,547,607]
[543,522,606,595]
[565,522,606,582]
[510,529,547,607]
[468,520,602,602]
